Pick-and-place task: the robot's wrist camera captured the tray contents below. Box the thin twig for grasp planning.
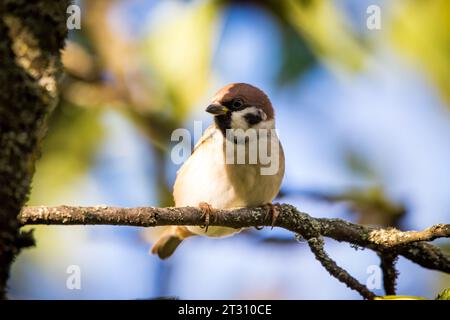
[307,237,376,300]
[379,253,398,295]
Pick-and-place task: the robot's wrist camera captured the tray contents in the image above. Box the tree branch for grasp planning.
[314,218,450,273]
[308,237,376,300]
[20,204,450,246]
[18,204,450,299]
[369,224,450,247]
[378,253,398,295]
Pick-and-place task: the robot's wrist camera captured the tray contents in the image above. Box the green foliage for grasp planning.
[375,295,427,300]
[29,102,103,204]
[436,288,450,300]
[389,0,450,107]
[141,1,219,122]
[277,24,316,84]
[283,0,368,71]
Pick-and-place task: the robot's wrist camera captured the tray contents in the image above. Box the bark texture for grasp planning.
[0,0,68,299]
[19,204,450,299]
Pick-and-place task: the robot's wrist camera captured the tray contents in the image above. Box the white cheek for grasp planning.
[231,106,270,129]
[254,119,275,130]
[231,109,251,129]
[260,110,267,121]
[230,106,275,130]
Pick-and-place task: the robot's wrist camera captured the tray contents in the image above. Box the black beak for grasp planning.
[206,103,228,115]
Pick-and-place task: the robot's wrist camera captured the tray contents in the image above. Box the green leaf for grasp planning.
[436,288,450,300]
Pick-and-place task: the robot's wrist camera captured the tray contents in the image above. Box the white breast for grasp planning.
[173,125,284,237]
[173,128,241,209]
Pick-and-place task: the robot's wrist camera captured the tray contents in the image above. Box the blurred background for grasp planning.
[8,0,450,299]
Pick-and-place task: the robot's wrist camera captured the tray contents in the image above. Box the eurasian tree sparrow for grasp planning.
[151,83,285,259]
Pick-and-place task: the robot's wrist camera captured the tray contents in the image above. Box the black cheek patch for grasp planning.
[215,112,232,136]
[244,113,263,125]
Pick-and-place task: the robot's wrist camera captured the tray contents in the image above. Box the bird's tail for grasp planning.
[151,226,194,259]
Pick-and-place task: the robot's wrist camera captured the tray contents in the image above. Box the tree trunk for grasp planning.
[0,0,68,299]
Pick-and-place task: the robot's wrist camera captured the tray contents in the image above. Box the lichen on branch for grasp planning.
[19,204,450,299]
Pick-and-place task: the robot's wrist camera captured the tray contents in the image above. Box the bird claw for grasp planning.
[264,203,279,229]
[199,202,215,233]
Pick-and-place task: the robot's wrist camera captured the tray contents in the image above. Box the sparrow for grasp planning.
[151,83,285,259]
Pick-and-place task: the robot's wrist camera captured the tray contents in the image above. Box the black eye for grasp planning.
[232,99,243,109]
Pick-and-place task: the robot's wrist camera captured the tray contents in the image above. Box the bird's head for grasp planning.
[206,83,275,134]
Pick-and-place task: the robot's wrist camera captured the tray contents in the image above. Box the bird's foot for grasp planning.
[264,203,279,229]
[199,202,215,233]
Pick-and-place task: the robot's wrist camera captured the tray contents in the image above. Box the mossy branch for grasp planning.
[19,204,450,299]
